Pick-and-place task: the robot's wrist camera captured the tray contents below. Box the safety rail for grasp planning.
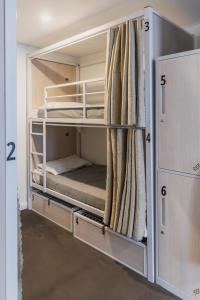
[43,77,105,120]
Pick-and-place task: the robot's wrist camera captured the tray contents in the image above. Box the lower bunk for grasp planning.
[31,189,147,278]
[32,162,106,216]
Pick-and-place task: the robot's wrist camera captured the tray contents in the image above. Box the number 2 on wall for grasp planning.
[7,142,16,161]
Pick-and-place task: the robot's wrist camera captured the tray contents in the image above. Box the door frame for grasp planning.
[0,0,18,299]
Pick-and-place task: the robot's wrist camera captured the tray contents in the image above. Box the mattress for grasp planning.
[38,165,106,211]
[37,107,104,119]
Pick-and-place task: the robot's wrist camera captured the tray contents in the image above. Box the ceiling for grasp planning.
[17,0,122,46]
[17,0,200,48]
[58,32,107,58]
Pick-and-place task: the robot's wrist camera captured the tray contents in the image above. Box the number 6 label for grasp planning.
[161,186,167,196]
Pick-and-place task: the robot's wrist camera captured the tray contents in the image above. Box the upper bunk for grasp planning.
[29,32,107,125]
[28,7,194,126]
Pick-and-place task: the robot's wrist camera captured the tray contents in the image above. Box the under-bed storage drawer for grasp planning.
[32,192,46,215]
[32,191,77,232]
[73,210,147,277]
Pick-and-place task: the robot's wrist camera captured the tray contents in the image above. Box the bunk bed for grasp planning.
[28,6,194,285]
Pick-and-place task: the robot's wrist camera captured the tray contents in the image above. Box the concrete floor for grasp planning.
[22,210,179,300]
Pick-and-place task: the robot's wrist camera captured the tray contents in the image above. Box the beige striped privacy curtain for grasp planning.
[104,18,146,241]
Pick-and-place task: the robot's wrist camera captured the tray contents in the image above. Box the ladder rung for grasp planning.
[31,151,43,157]
[31,170,43,175]
[32,122,43,125]
[31,132,43,136]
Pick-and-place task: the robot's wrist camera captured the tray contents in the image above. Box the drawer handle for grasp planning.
[102,225,105,235]
[76,217,79,225]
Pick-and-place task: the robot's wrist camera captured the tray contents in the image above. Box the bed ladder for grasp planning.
[30,120,47,193]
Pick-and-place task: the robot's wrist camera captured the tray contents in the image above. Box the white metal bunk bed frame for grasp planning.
[27,6,194,285]
[43,77,105,123]
[30,122,105,218]
[28,7,154,281]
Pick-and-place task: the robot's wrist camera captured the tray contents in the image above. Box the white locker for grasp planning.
[157,53,200,176]
[157,171,200,299]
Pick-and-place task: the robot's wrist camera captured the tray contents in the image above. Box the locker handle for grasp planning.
[161,86,166,115]
[161,197,166,226]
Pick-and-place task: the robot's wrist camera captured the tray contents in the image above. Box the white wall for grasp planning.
[81,128,107,166]
[17,44,36,210]
[1,1,18,298]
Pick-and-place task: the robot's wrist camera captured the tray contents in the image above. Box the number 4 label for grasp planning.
[7,142,16,161]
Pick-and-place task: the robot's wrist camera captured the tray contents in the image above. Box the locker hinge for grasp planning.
[146,133,151,143]
[193,288,200,296]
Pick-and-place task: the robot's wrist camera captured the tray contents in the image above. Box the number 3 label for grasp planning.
[7,142,16,161]
[145,21,150,32]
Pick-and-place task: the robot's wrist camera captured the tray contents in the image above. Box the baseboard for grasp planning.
[20,201,27,211]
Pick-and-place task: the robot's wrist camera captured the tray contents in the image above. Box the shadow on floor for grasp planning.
[22,210,179,300]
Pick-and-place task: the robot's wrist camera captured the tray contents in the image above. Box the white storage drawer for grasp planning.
[32,192,46,215]
[32,191,77,232]
[73,210,147,277]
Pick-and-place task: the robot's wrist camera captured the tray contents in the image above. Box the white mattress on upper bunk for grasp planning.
[36,102,105,119]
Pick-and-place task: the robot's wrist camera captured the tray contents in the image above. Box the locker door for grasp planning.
[158,54,200,175]
[157,171,200,299]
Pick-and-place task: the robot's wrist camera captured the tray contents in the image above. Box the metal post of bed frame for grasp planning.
[144,6,154,283]
[30,120,33,187]
[43,120,47,192]
[44,87,48,119]
[82,82,86,118]
[76,128,82,158]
